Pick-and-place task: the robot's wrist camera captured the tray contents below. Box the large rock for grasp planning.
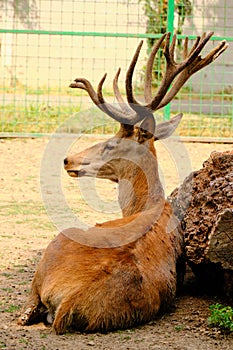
[169,150,233,298]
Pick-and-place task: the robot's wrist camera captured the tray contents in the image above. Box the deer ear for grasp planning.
[154,113,183,140]
[138,115,156,142]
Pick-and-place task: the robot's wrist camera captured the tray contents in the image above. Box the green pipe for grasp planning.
[164,0,175,121]
[0,29,164,38]
[0,29,231,41]
[167,0,175,33]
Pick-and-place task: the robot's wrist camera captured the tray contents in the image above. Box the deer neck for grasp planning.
[117,151,164,217]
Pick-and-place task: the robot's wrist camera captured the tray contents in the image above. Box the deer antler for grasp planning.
[152,33,228,109]
[70,32,228,125]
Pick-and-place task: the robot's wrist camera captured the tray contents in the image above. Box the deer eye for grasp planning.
[104,144,114,151]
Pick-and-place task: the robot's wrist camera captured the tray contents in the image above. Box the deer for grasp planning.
[18,32,228,334]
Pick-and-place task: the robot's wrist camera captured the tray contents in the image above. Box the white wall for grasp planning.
[0,0,232,92]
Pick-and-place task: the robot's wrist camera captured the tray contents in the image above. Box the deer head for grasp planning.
[64,32,228,216]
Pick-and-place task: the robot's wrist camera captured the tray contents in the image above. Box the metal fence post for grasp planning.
[164,0,175,121]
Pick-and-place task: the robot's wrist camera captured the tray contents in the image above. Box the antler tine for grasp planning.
[125,40,156,122]
[70,78,100,106]
[125,40,144,106]
[97,72,108,104]
[188,35,201,57]
[113,68,124,104]
[126,38,172,121]
[144,33,167,103]
[147,31,226,111]
[97,73,139,124]
[70,76,129,124]
[163,33,180,66]
[156,38,229,110]
[189,39,228,72]
[170,34,177,58]
[163,32,171,62]
[97,71,142,125]
[168,33,177,65]
[184,32,213,64]
[148,32,178,111]
[113,68,133,114]
[182,37,189,59]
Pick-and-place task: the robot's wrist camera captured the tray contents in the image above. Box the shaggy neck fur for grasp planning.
[117,144,164,217]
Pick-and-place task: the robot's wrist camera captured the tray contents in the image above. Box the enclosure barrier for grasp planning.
[0,0,232,140]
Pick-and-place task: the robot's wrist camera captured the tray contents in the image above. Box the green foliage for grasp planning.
[174,324,184,331]
[0,99,232,137]
[0,103,81,134]
[0,0,38,29]
[137,0,192,86]
[4,304,21,313]
[208,303,233,333]
[140,0,192,46]
[0,341,7,349]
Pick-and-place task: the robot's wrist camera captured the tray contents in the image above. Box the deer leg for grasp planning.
[18,289,51,326]
[52,296,89,334]
[52,298,75,335]
[18,292,43,326]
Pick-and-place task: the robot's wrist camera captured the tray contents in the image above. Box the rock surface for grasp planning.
[169,150,233,297]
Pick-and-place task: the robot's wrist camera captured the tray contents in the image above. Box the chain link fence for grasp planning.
[0,0,232,140]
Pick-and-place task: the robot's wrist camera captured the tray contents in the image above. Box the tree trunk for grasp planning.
[168,150,233,298]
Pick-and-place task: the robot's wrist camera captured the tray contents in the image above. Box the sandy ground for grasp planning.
[0,136,232,349]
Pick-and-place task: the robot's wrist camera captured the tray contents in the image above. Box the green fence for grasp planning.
[0,0,232,140]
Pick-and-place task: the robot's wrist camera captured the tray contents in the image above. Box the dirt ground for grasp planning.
[0,136,233,350]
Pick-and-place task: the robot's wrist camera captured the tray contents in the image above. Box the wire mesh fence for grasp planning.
[0,0,232,139]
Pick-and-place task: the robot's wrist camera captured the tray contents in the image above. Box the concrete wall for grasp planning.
[182,0,233,92]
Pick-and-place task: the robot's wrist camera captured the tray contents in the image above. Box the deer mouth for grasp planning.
[67,169,86,177]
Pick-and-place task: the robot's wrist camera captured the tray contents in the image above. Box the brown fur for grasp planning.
[19,202,183,334]
[18,124,184,334]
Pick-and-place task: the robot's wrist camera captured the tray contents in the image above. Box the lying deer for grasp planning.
[18,32,227,334]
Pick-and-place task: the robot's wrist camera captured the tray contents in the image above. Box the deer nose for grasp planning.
[64,157,69,166]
